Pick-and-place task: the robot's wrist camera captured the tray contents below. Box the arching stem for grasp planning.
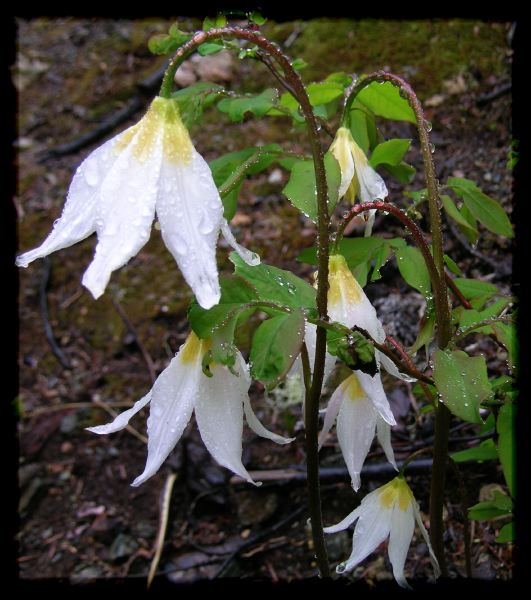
[161,27,331,577]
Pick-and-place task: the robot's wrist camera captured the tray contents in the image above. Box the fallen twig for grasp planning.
[40,62,168,161]
[148,472,178,589]
[39,257,72,369]
[111,297,157,383]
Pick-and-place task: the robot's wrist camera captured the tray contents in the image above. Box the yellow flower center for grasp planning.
[343,372,365,402]
[180,331,212,365]
[328,254,363,307]
[116,96,193,164]
[378,477,414,511]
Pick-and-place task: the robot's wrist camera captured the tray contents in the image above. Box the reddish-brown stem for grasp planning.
[445,272,472,309]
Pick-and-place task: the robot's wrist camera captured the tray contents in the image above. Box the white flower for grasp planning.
[16,96,258,309]
[87,332,293,486]
[318,371,397,491]
[329,127,388,236]
[328,254,415,382]
[324,476,441,588]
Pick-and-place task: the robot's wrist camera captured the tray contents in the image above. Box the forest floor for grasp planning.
[15,17,514,587]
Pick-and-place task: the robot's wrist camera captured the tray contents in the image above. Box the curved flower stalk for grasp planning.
[87,332,293,486]
[324,476,440,588]
[318,371,397,491]
[329,127,388,236]
[328,254,415,382]
[16,96,259,309]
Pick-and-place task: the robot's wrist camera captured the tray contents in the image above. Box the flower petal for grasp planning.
[318,380,345,451]
[82,127,162,299]
[86,391,151,435]
[324,504,363,534]
[363,209,376,237]
[388,503,415,588]
[376,416,398,471]
[343,494,394,572]
[328,255,386,343]
[195,363,258,485]
[336,391,378,491]
[351,142,388,204]
[330,129,356,199]
[356,370,396,426]
[16,132,127,268]
[232,352,294,445]
[377,351,417,383]
[157,149,223,309]
[412,501,441,579]
[132,345,201,487]
[220,218,260,266]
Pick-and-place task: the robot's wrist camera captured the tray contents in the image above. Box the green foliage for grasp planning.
[209,144,284,220]
[349,104,379,155]
[202,15,227,30]
[250,309,305,388]
[282,152,341,222]
[148,23,191,55]
[230,253,316,310]
[451,439,498,463]
[468,490,513,521]
[356,81,416,124]
[217,89,279,122]
[326,328,377,375]
[171,82,224,128]
[443,254,462,276]
[496,522,514,543]
[497,404,515,497]
[395,245,431,297]
[197,42,225,56]
[369,139,411,168]
[440,194,479,244]
[298,237,406,288]
[409,306,435,354]
[447,177,513,238]
[433,349,492,423]
[453,278,498,301]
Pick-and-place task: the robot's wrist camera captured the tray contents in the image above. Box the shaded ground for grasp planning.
[15,18,513,585]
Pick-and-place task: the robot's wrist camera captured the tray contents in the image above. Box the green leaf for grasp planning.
[148,34,180,55]
[202,15,227,30]
[441,194,478,242]
[349,104,379,155]
[282,152,341,222]
[497,404,515,497]
[249,10,267,25]
[383,161,416,184]
[468,498,512,521]
[492,322,518,372]
[188,276,258,339]
[451,439,498,463]
[453,278,498,300]
[250,309,305,388]
[197,42,224,56]
[370,243,392,282]
[448,178,514,238]
[230,253,316,310]
[357,81,416,124]
[291,58,308,71]
[395,245,431,297]
[369,139,411,168]
[307,81,345,106]
[496,522,515,543]
[433,349,493,423]
[217,89,279,123]
[209,144,283,220]
[409,306,436,354]
[327,328,377,375]
[444,254,462,276]
[171,82,224,128]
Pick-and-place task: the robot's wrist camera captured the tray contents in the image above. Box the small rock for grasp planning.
[60,412,78,434]
[109,533,139,561]
[70,565,104,583]
[268,168,284,184]
[425,94,446,108]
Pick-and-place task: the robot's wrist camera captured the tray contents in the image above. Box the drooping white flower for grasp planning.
[16,96,258,309]
[324,476,440,588]
[287,321,336,387]
[328,254,415,382]
[318,371,396,491]
[87,332,293,486]
[329,127,388,236]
